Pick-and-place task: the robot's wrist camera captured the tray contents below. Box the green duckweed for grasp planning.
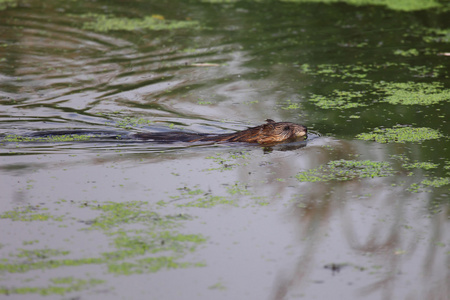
[0,278,104,296]
[296,159,394,182]
[309,90,368,109]
[0,0,16,10]
[356,126,443,143]
[393,49,419,57]
[374,82,450,105]
[81,13,201,32]
[281,0,442,11]
[409,177,450,192]
[4,134,97,143]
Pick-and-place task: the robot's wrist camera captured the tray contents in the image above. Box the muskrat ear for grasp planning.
[262,122,275,131]
[265,119,276,124]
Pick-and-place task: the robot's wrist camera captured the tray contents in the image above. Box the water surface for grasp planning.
[0,1,449,299]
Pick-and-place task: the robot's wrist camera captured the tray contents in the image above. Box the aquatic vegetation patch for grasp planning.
[205,151,249,171]
[105,230,206,258]
[3,134,98,143]
[445,162,450,174]
[374,82,450,105]
[174,182,257,208]
[280,99,302,110]
[226,183,251,195]
[0,257,104,273]
[309,90,368,109]
[86,201,206,272]
[16,249,70,260]
[87,201,169,230]
[300,63,369,80]
[0,277,104,296]
[421,177,450,188]
[281,0,442,11]
[407,65,442,78]
[402,162,439,170]
[0,200,206,295]
[0,206,64,222]
[114,117,153,129]
[422,28,450,43]
[178,195,237,208]
[390,154,439,170]
[81,13,201,32]
[394,49,419,57]
[107,256,204,275]
[408,177,450,192]
[0,0,17,10]
[356,126,443,143]
[296,159,394,182]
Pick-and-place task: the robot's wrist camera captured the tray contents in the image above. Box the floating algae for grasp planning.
[356,126,444,143]
[296,159,394,182]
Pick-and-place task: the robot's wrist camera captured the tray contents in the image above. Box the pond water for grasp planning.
[0,0,449,299]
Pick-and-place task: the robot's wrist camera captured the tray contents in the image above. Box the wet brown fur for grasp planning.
[133,119,306,144]
[189,119,307,144]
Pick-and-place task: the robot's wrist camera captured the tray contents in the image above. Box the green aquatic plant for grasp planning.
[174,182,256,208]
[4,134,97,143]
[16,249,70,260]
[394,49,419,57]
[280,99,302,110]
[115,117,153,129]
[281,0,442,11]
[374,82,450,105]
[81,13,201,32]
[356,126,443,143]
[226,183,251,196]
[296,159,394,182]
[423,28,450,43]
[421,177,450,188]
[205,151,249,171]
[300,63,369,79]
[0,200,206,296]
[390,154,439,170]
[309,90,368,109]
[408,177,450,192]
[445,162,450,174]
[0,277,104,296]
[107,256,200,275]
[179,195,237,208]
[0,206,64,222]
[88,201,162,230]
[0,0,17,10]
[402,162,439,170]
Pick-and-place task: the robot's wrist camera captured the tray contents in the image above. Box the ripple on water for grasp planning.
[0,9,239,133]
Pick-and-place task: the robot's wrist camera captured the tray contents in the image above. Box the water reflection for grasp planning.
[1,1,449,299]
[264,142,449,300]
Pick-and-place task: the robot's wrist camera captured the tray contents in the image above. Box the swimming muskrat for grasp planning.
[24,119,307,145]
[133,119,307,144]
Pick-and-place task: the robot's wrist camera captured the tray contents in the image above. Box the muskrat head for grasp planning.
[259,119,307,144]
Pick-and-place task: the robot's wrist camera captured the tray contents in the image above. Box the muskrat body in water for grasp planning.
[133,119,307,144]
[25,119,307,145]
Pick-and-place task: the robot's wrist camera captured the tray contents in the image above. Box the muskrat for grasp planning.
[133,119,307,144]
[22,119,307,145]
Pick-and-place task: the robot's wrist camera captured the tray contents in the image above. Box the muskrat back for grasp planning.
[187,119,307,144]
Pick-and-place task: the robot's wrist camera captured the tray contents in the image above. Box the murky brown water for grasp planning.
[0,1,449,299]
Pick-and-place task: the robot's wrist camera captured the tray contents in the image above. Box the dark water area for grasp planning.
[0,0,449,299]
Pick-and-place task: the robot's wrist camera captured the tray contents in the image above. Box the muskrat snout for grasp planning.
[294,125,307,137]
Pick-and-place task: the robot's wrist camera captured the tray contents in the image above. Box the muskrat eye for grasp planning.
[283,126,291,131]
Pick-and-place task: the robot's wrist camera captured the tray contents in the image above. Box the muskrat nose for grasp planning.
[296,126,307,136]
